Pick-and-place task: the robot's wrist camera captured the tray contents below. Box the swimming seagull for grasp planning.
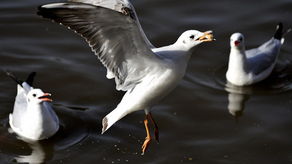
[226,22,290,86]
[38,0,215,154]
[6,72,59,140]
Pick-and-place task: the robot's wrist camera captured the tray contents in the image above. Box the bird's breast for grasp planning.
[122,66,184,110]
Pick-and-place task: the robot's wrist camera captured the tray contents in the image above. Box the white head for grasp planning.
[175,30,215,50]
[230,33,245,49]
[27,88,52,104]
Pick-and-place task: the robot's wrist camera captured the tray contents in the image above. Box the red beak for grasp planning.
[38,93,53,102]
[234,41,240,46]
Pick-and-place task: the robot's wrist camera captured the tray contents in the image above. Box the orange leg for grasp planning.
[148,112,159,143]
[141,115,151,155]
[141,112,160,154]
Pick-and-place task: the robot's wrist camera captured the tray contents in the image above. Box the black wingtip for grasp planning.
[274,22,283,40]
[37,5,44,17]
[4,71,23,86]
[37,4,57,20]
[4,71,37,87]
[37,3,64,20]
[26,72,36,86]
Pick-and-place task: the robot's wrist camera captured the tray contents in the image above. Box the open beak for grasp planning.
[196,31,216,42]
[38,93,53,102]
[234,40,240,46]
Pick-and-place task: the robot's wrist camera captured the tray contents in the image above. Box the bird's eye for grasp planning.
[190,35,195,39]
[239,37,243,41]
[32,94,36,97]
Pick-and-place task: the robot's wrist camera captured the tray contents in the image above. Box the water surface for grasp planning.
[1,0,292,163]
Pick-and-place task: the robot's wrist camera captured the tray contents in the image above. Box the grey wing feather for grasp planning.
[67,0,154,48]
[38,2,159,91]
[246,38,281,75]
[68,0,130,13]
[43,102,59,124]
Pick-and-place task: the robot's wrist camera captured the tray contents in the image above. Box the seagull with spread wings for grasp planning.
[38,0,215,154]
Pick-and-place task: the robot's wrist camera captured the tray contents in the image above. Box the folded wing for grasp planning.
[246,38,281,75]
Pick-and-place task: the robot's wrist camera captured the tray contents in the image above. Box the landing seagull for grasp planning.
[226,23,290,86]
[38,0,215,154]
[6,72,59,140]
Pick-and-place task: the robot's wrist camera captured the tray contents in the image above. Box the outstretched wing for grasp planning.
[38,2,160,91]
[69,0,131,10]
[68,0,154,48]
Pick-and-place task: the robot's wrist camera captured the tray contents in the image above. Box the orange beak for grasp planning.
[197,31,215,42]
[38,93,53,102]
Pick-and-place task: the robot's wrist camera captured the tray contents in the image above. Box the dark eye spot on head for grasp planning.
[33,94,36,97]
[190,35,195,39]
[239,37,243,41]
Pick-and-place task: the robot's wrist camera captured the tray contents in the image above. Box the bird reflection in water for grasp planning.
[227,92,250,118]
[13,138,53,164]
[225,82,251,119]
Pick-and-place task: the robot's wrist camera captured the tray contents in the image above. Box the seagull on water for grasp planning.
[6,72,59,140]
[38,0,215,154]
[226,22,290,86]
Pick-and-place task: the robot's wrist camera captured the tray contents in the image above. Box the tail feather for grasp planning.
[274,22,283,40]
[101,117,109,134]
[101,106,129,134]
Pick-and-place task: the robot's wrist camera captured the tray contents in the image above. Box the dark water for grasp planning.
[1,0,292,163]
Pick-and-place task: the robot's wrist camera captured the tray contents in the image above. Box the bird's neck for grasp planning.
[228,47,249,73]
[27,102,51,116]
[26,102,57,125]
[26,103,43,118]
[27,102,42,109]
[155,43,192,60]
[173,41,193,52]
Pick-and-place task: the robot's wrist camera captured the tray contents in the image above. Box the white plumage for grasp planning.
[226,23,287,86]
[8,72,59,140]
[38,0,214,153]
